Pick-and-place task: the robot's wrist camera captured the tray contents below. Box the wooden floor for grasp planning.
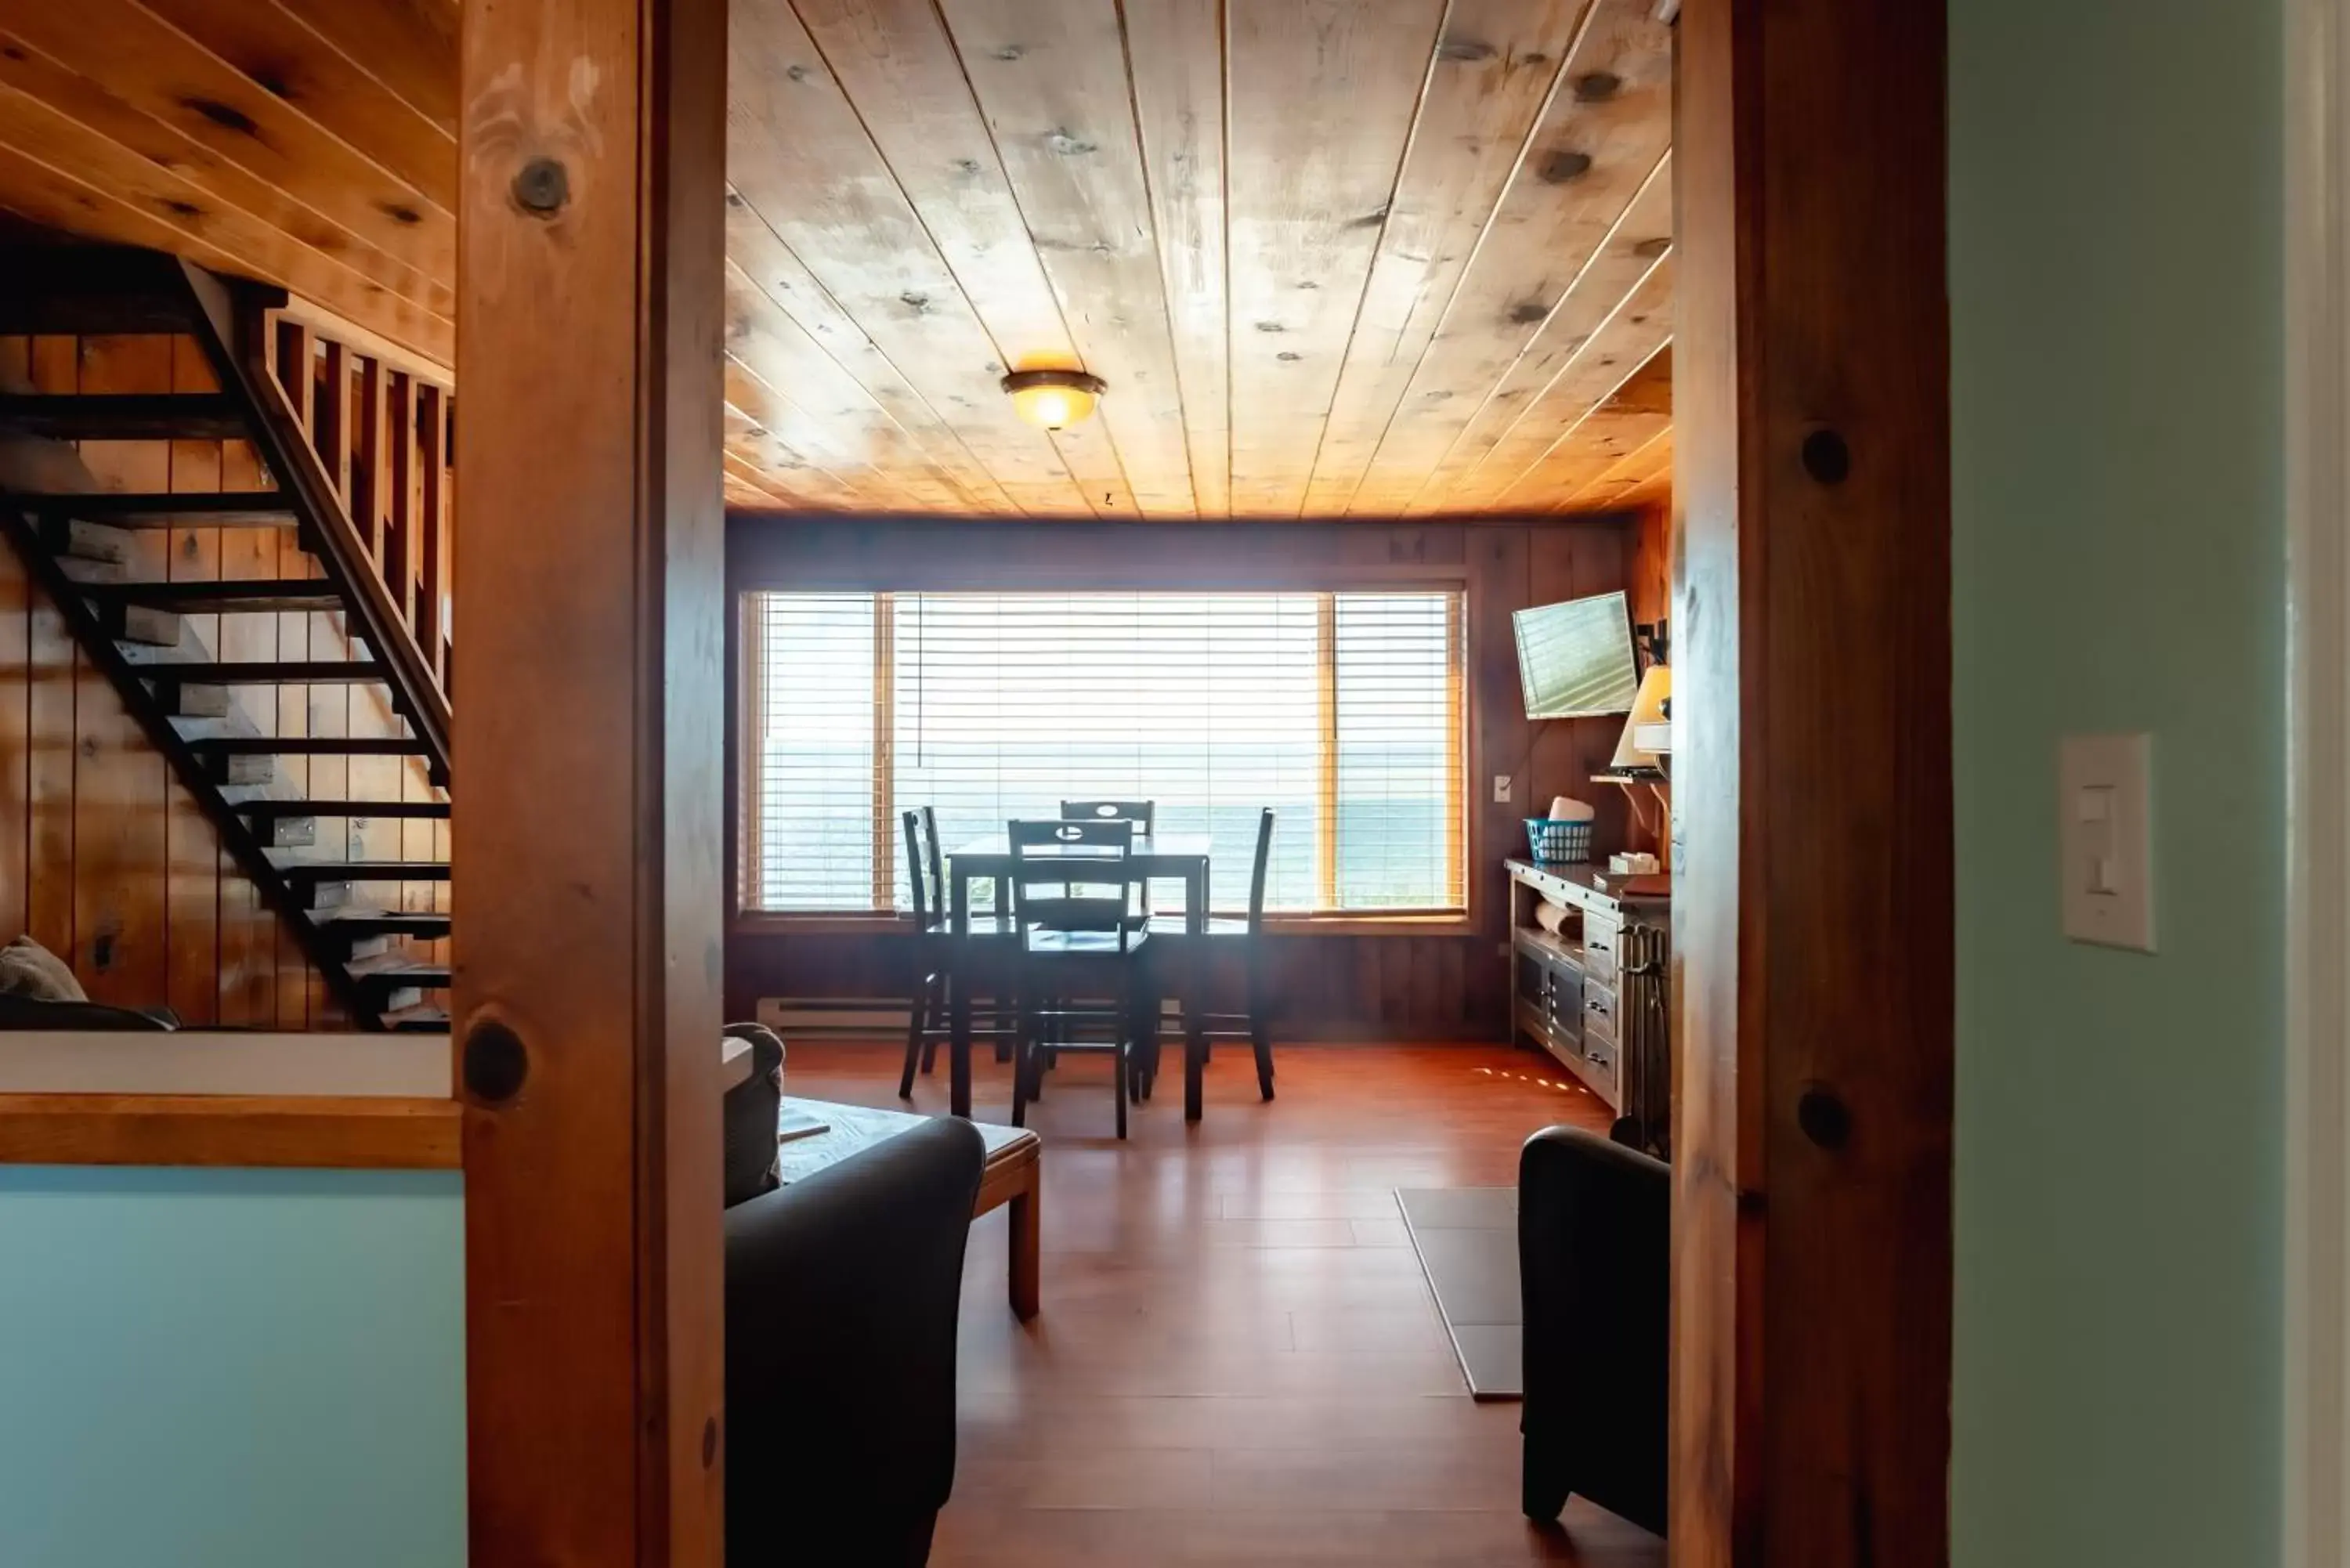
[783,1042,1665,1566]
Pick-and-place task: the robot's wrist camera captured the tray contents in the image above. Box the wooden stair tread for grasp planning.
[91,580,342,612]
[150,659,385,684]
[351,960,453,989]
[0,392,244,440]
[240,798,448,818]
[192,735,430,757]
[280,860,452,882]
[315,909,452,938]
[26,492,298,528]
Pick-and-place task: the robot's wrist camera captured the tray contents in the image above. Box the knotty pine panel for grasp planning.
[0,330,334,1022]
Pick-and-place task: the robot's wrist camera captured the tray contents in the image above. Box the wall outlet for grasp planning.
[1493,774,1513,804]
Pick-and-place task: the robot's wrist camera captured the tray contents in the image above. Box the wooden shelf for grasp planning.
[1512,923,1585,972]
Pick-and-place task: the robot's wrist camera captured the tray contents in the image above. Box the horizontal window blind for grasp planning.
[741,589,1466,916]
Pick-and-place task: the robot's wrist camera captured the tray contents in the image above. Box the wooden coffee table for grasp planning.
[773,1097,1042,1320]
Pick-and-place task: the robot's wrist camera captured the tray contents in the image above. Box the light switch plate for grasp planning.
[2059,732,2155,952]
[1493,775,1513,804]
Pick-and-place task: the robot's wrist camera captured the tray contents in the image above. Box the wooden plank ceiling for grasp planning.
[0,0,1675,518]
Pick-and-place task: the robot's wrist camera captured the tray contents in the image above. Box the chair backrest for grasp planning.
[902,809,935,928]
[1245,807,1277,933]
[1060,799,1155,835]
[1007,818,1142,940]
[918,805,945,921]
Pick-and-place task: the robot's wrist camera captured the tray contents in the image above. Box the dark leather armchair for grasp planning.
[1518,1125,1669,1536]
[725,1115,985,1567]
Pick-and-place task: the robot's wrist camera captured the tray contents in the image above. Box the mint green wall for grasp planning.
[1950,0,2284,1563]
[0,1167,466,1568]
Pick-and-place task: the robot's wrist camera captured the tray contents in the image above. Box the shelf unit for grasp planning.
[1506,858,1671,1150]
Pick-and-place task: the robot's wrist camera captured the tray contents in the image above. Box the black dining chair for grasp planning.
[1058,799,1157,923]
[1144,806,1278,1102]
[1006,818,1155,1139]
[898,806,1014,1099]
[1059,799,1155,833]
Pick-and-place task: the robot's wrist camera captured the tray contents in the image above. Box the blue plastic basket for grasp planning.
[1524,817,1593,864]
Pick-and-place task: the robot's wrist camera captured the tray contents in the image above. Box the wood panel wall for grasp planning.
[723,514,1653,1041]
[0,331,328,1023]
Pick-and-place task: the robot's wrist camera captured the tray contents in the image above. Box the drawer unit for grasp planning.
[1582,981,1619,1046]
[1506,858,1667,1136]
[1582,911,1621,988]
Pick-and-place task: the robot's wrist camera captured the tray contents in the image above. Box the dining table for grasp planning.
[942,829,1216,1121]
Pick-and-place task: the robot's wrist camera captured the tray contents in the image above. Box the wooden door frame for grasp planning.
[453,0,731,1562]
[2287,0,2350,1558]
[1671,2,1954,1563]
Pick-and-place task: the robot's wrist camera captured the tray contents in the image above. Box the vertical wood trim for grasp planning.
[1443,588,1466,909]
[318,338,352,506]
[736,592,764,911]
[418,384,446,681]
[1672,2,1954,1565]
[274,323,319,1028]
[358,356,388,563]
[456,0,729,1557]
[873,591,895,911]
[1315,591,1339,909]
[2287,0,2350,1557]
[387,371,415,624]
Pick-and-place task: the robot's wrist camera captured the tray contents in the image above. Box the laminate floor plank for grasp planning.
[782,1042,1660,1567]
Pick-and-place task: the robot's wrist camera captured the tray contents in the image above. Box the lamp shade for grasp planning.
[1610,663,1672,769]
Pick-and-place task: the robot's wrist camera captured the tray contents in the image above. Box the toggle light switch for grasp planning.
[2059,734,2155,951]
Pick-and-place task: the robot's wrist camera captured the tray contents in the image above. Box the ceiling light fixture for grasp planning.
[1001,367,1106,431]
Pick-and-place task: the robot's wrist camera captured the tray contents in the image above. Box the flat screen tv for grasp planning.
[1513,591,1640,719]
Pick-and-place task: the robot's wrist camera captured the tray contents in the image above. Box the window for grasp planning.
[741,590,1467,916]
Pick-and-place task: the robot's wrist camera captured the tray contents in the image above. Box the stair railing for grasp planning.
[179,262,454,785]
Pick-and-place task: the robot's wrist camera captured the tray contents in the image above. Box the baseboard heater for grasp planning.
[754,996,1190,1039]
[755,998,913,1038]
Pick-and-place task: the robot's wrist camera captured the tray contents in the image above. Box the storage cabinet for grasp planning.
[1506,859,1669,1151]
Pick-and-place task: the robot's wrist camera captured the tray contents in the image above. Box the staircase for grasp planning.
[0,247,453,1029]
